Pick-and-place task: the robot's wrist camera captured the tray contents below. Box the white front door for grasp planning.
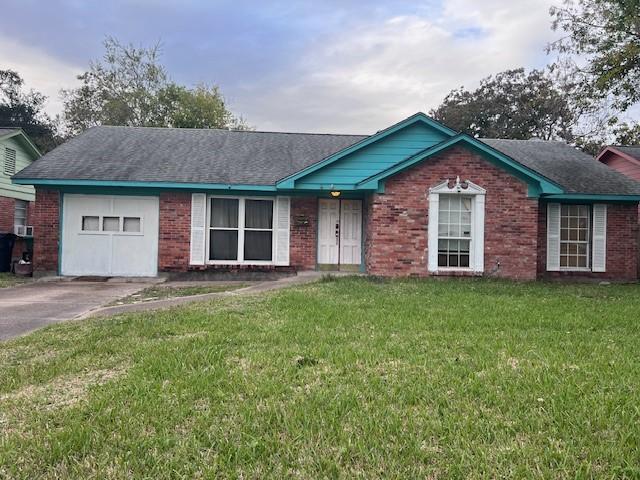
[317,199,362,267]
[339,200,362,265]
[318,199,340,264]
[62,195,159,277]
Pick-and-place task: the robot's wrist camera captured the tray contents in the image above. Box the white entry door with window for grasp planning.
[317,199,362,267]
[61,194,159,276]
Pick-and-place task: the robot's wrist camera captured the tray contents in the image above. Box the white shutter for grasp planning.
[473,195,485,273]
[190,193,207,265]
[592,204,607,272]
[275,196,290,266]
[546,203,561,271]
[427,193,439,272]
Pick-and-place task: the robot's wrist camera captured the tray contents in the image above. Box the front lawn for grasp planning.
[1,278,639,478]
[110,282,249,305]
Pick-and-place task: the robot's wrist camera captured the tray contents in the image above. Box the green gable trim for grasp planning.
[356,134,565,197]
[542,194,640,203]
[276,112,456,188]
[12,178,278,192]
[0,129,41,159]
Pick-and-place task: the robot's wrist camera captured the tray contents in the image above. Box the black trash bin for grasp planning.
[0,233,16,272]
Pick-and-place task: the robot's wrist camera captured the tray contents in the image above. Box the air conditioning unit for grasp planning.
[14,225,34,237]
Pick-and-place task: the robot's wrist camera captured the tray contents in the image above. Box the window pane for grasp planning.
[103,217,119,232]
[460,254,470,268]
[210,230,238,260]
[244,231,272,261]
[123,217,141,232]
[14,200,27,226]
[245,200,273,229]
[82,216,99,231]
[211,198,239,228]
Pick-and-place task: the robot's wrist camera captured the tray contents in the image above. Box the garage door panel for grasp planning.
[62,195,159,277]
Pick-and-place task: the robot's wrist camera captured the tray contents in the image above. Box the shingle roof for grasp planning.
[14,126,367,185]
[613,146,640,162]
[13,125,640,195]
[481,138,640,195]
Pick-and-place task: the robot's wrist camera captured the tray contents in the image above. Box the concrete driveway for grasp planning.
[0,281,147,341]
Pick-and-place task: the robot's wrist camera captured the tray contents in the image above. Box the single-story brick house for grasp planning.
[12,113,640,281]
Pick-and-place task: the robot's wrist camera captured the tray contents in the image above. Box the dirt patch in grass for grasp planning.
[110,283,249,305]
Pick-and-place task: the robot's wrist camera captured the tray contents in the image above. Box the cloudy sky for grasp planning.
[0,0,563,134]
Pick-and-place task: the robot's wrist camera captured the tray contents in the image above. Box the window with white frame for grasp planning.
[427,178,486,273]
[560,204,590,269]
[208,197,274,262]
[14,200,27,228]
[438,195,472,268]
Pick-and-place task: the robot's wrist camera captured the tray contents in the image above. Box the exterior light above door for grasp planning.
[330,191,341,198]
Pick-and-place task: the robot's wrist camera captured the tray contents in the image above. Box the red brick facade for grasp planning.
[32,189,59,274]
[158,192,192,271]
[537,202,638,281]
[30,173,639,281]
[289,197,317,270]
[365,146,539,279]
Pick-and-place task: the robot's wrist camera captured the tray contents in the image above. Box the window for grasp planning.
[437,195,472,268]
[82,216,99,231]
[123,217,141,233]
[14,200,27,228]
[560,205,590,269]
[80,215,142,234]
[4,148,16,175]
[427,178,485,273]
[102,216,120,232]
[244,200,273,261]
[208,197,274,263]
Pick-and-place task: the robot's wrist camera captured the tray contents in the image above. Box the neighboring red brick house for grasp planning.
[0,128,40,270]
[12,114,640,281]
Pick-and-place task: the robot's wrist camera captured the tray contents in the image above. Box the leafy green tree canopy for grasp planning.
[62,37,247,136]
[430,68,575,141]
[549,0,640,111]
[0,69,59,152]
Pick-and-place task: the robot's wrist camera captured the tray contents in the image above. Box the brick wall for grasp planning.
[0,195,15,232]
[158,192,192,271]
[290,197,317,270]
[157,194,317,272]
[365,146,539,279]
[537,202,638,281]
[32,188,59,273]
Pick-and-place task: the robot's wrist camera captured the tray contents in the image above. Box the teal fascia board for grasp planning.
[13,178,278,193]
[356,134,565,197]
[275,112,457,188]
[542,194,640,203]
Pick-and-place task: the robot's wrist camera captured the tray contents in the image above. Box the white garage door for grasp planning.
[62,195,159,277]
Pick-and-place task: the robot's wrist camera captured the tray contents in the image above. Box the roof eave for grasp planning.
[0,129,42,158]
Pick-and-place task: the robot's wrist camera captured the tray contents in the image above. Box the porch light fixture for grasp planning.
[330,191,341,198]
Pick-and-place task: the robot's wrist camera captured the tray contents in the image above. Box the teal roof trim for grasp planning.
[12,178,278,192]
[276,112,456,188]
[356,134,565,196]
[542,194,640,202]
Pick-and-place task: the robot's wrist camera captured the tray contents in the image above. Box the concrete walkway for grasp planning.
[79,271,329,319]
[0,281,149,341]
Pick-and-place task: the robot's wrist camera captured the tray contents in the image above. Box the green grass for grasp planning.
[111,283,249,305]
[0,272,29,288]
[1,277,639,478]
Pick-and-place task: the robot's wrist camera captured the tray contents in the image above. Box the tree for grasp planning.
[62,37,247,135]
[0,69,59,152]
[549,0,640,111]
[430,68,576,141]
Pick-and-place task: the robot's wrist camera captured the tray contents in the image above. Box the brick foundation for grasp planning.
[365,146,539,280]
[537,202,638,281]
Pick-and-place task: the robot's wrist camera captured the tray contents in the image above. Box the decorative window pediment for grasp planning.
[428,176,486,195]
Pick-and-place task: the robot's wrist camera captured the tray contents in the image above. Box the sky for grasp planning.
[0,0,566,134]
